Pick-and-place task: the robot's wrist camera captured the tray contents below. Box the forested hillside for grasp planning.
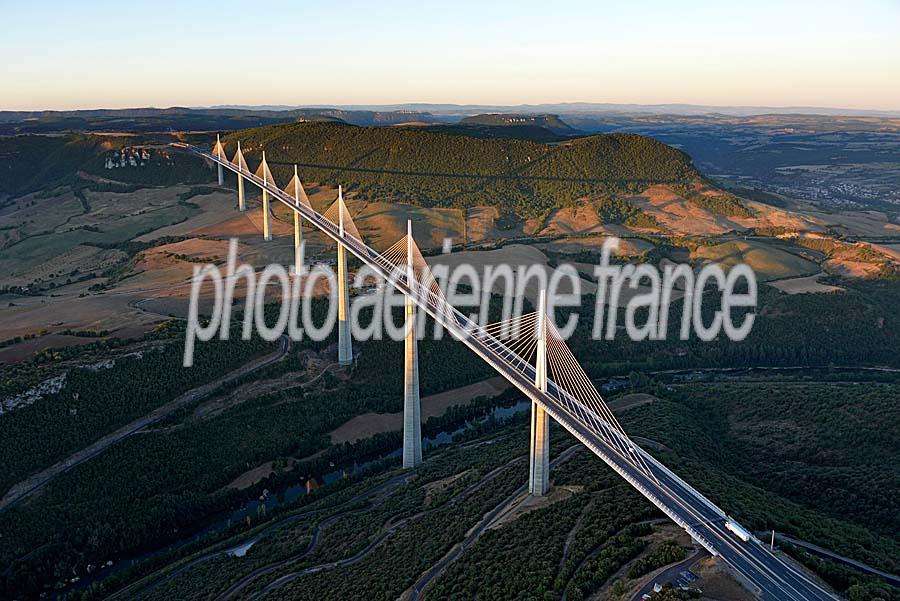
[224,122,699,217]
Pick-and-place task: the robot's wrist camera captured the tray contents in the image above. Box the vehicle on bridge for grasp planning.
[726,519,753,543]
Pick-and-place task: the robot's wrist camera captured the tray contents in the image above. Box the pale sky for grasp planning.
[2,0,898,111]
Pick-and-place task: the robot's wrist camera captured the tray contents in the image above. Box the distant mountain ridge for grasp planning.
[0,107,449,134]
[210,102,900,118]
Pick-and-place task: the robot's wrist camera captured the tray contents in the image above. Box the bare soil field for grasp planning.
[427,244,596,304]
[349,199,464,251]
[0,334,104,363]
[0,293,160,342]
[691,556,757,600]
[692,239,818,281]
[0,185,201,285]
[629,185,736,235]
[607,393,658,412]
[111,238,237,293]
[629,184,824,236]
[329,376,511,444]
[543,235,655,256]
[465,206,527,242]
[224,453,328,491]
[781,198,900,238]
[825,258,882,278]
[768,273,845,295]
[134,189,237,241]
[534,201,607,237]
[873,243,900,262]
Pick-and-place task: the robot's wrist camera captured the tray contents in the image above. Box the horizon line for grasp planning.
[2,100,899,116]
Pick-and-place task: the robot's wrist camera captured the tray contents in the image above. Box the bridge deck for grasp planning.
[178,143,838,601]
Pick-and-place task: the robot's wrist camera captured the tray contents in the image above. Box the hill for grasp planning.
[224,121,700,218]
[418,123,571,143]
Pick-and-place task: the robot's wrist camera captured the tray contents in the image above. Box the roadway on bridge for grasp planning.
[183,144,838,601]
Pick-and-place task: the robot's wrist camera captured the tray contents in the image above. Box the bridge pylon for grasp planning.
[529,289,551,496]
[403,220,423,468]
[336,186,353,365]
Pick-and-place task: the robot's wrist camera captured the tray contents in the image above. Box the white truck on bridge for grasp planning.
[725,518,753,543]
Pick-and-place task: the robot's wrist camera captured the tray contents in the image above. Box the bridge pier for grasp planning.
[260,151,272,241]
[214,134,224,186]
[235,141,247,212]
[337,187,352,365]
[262,192,272,241]
[529,289,550,496]
[293,211,303,276]
[403,220,422,468]
[288,165,305,276]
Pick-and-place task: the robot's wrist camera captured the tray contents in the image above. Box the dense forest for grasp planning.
[224,121,700,217]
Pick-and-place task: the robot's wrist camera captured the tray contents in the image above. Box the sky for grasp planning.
[1,0,898,111]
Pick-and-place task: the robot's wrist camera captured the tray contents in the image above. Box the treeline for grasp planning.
[223,121,699,218]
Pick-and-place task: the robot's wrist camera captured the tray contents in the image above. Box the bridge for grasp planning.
[176,138,838,601]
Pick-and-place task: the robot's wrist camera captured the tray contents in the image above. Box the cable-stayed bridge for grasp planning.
[175,139,838,601]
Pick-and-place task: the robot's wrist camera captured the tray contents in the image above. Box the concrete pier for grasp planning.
[215,134,224,185]
[293,212,303,275]
[291,166,303,276]
[236,141,246,212]
[262,189,271,240]
[261,152,271,241]
[403,220,423,468]
[529,289,550,496]
[337,187,352,365]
